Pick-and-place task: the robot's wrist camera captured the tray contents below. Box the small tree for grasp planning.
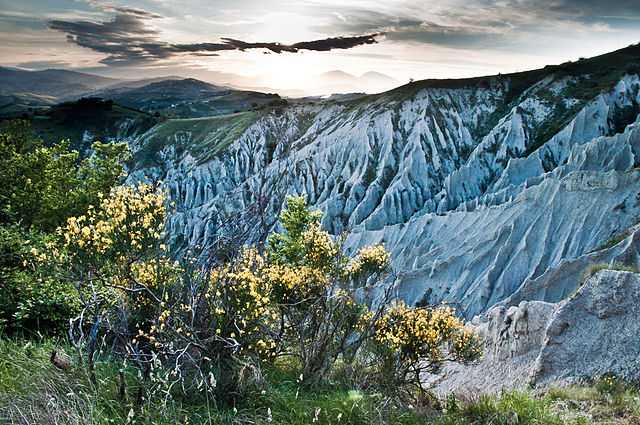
[47,183,169,382]
[265,197,481,395]
[265,197,391,384]
[0,120,129,334]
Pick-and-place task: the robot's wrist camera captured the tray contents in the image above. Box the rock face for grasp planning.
[126,45,640,321]
[430,270,640,394]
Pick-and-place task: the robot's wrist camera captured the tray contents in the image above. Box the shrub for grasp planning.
[0,120,128,335]
[595,374,627,397]
[0,226,79,333]
[43,191,480,406]
[44,184,279,401]
[368,302,481,400]
[265,197,392,385]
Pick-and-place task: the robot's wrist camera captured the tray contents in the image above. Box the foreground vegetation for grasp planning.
[2,338,639,424]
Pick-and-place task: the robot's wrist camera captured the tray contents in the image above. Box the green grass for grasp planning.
[581,262,640,284]
[435,391,564,425]
[134,111,259,167]
[0,338,425,424]
[1,338,638,424]
[546,377,640,424]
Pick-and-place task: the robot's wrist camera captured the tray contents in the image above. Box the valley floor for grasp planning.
[1,338,638,425]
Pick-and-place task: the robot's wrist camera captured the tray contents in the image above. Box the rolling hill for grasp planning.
[0,67,120,99]
[91,78,284,118]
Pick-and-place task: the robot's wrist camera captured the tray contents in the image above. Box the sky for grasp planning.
[1,0,640,94]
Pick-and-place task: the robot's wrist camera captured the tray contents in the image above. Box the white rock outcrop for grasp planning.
[429,270,640,394]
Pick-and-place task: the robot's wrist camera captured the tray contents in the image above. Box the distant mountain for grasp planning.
[93,78,284,118]
[360,71,398,86]
[93,78,226,104]
[0,67,120,99]
[100,76,186,91]
[318,70,360,84]
[0,71,286,120]
[0,66,399,104]
[315,70,399,95]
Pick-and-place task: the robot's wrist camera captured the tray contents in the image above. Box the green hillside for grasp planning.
[134,111,260,166]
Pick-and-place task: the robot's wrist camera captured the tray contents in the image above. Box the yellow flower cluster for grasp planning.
[347,244,390,277]
[301,224,339,267]
[61,184,165,256]
[374,302,473,363]
[264,263,328,303]
[452,327,482,361]
[129,258,181,302]
[206,249,279,358]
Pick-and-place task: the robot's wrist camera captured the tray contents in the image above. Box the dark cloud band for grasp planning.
[48,7,381,66]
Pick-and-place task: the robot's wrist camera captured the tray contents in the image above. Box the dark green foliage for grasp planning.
[267,196,322,265]
[11,98,159,154]
[0,120,129,231]
[526,102,581,157]
[610,102,640,134]
[0,226,80,333]
[0,120,128,334]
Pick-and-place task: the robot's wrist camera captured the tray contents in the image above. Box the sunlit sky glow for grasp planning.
[1,0,640,94]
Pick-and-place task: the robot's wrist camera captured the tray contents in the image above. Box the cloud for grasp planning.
[108,6,164,19]
[220,33,381,54]
[307,0,640,52]
[537,0,640,16]
[48,7,381,66]
[310,7,513,49]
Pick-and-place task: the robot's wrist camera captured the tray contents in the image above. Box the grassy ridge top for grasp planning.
[134,111,260,167]
[336,42,640,111]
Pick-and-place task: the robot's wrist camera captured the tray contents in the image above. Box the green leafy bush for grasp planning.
[0,120,128,334]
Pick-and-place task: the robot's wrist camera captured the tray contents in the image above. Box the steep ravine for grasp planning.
[127,67,640,318]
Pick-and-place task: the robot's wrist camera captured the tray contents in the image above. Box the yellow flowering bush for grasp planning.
[347,244,391,279]
[374,303,479,361]
[56,184,172,334]
[47,190,480,404]
[264,263,329,304]
[205,248,278,359]
[38,183,180,387]
[61,183,165,261]
[263,197,394,384]
[301,224,340,270]
[0,122,129,335]
[369,302,482,398]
